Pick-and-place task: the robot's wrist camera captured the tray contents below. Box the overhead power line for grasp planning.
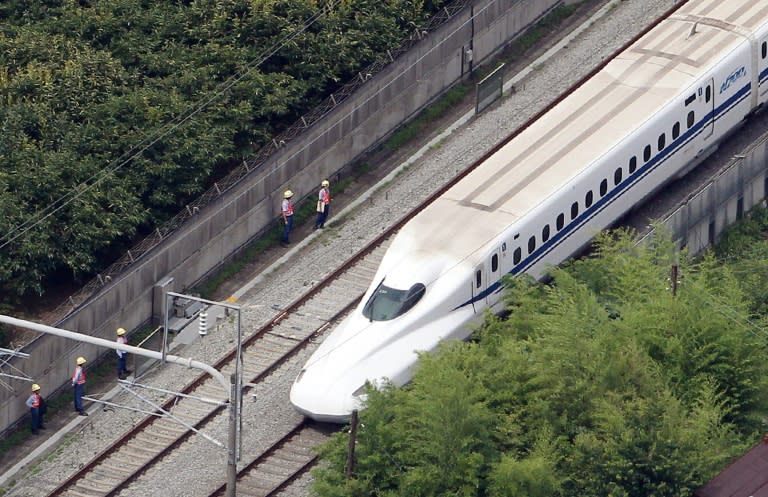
[0,2,334,252]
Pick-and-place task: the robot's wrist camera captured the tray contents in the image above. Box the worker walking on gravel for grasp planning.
[116,327,130,379]
[280,189,295,247]
[25,383,46,434]
[314,179,332,229]
[72,356,88,416]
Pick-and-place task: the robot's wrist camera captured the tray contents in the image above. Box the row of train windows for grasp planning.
[509,110,696,266]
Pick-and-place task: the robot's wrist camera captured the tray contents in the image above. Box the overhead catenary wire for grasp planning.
[0,0,491,255]
[0,2,335,252]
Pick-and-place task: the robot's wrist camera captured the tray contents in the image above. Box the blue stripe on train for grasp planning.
[455,81,753,310]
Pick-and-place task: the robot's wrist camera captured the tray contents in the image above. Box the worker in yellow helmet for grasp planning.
[280,189,295,247]
[25,383,45,434]
[314,179,332,230]
[72,357,88,416]
[116,327,130,379]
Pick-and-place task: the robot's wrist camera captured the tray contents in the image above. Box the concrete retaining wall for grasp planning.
[0,0,561,434]
[642,135,768,256]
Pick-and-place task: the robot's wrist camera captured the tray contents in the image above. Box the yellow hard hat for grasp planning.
[117,327,126,336]
[283,190,294,199]
[76,356,87,365]
[31,384,40,392]
[321,179,330,187]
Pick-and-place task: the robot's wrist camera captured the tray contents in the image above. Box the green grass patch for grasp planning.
[385,84,470,151]
[190,1,584,300]
[194,176,357,299]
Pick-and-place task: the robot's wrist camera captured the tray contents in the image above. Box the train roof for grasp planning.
[397,0,767,263]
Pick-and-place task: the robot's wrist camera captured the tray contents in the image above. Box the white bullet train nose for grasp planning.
[290,303,478,422]
[289,313,401,423]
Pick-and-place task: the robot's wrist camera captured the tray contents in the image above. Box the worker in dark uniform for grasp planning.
[25,383,45,434]
[280,190,295,247]
[72,356,88,416]
[116,327,130,379]
[314,179,332,229]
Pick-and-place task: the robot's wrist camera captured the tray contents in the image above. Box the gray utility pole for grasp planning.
[0,314,238,497]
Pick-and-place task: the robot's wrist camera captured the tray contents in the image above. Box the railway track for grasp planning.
[46,241,392,497]
[38,4,690,496]
[207,420,333,497]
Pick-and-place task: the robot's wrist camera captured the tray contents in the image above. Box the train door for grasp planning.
[472,264,484,313]
[486,249,501,307]
[702,79,714,139]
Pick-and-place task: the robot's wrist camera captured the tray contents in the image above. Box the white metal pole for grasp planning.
[0,314,231,394]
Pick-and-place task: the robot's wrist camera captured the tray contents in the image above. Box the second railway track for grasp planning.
[46,240,393,497]
[2,1,729,496]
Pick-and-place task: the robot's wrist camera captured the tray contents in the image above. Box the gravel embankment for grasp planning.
[0,1,681,496]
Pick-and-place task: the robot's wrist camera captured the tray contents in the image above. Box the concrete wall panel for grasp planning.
[0,0,562,433]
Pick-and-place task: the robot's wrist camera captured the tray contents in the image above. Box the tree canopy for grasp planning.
[0,0,448,301]
[313,226,768,497]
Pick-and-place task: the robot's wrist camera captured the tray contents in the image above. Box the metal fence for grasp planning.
[49,0,474,324]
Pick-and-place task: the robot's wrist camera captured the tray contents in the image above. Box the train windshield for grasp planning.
[363,282,426,321]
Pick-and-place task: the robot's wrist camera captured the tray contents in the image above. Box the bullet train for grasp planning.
[291,0,768,422]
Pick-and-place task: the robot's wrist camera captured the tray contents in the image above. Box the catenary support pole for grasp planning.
[226,373,238,497]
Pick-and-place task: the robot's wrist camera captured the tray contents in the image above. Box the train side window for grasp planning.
[658,133,665,151]
[585,190,593,208]
[687,110,694,128]
[475,270,482,288]
[513,247,521,264]
[705,85,711,103]
[614,167,622,186]
[571,201,579,220]
[556,213,565,231]
[491,254,498,272]
[763,41,767,59]
[643,145,651,162]
[542,224,550,242]
[685,94,695,106]
[672,122,680,140]
[528,236,536,254]
[600,179,608,196]
[629,156,637,174]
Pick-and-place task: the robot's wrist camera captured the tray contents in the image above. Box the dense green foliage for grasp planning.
[0,0,447,300]
[313,228,768,497]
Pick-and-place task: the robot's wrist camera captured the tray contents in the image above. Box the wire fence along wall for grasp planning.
[639,132,768,257]
[48,0,474,324]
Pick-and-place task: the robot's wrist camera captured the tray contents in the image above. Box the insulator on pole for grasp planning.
[199,310,208,336]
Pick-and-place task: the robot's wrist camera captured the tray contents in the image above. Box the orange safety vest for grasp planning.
[30,393,40,408]
[72,366,86,385]
[320,188,331,204]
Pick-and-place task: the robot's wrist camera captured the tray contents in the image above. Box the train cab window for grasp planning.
[705,85,711,103]
[571,202,579,220]
[685,94,696,106]
[763,41,767,59]
[658,133,665,151]
[513,247,521,264]
[599,179,608,197]
[585,190,593,208]
[614,167,622,186]
[672,122,680,140]
[556,213,565,231]
[491,254,498,272]
[362,281,426,321]
[528,236,536,254]
[542,224,550,242]
[629,156,637,174]
[643,145,651,162]
[687,110,695,128]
